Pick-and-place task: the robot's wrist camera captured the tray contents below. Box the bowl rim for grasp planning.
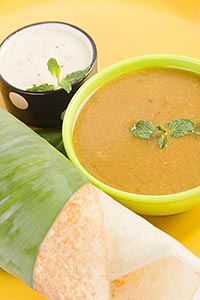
[0,20,97,95]
[62,54,200,203]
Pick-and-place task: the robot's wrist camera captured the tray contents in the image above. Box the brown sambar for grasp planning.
[73,68,200,195]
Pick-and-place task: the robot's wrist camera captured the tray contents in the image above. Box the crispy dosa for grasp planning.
[34,184,200,300]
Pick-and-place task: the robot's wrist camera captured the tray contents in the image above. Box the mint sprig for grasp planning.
[156,125,168,148]
[26,83,54,92]
[47,57,61,81]
[64,67,90,83]
[167,119,195,137]
[130,120,156,139]
[130,118,197,149]
[58,78,72,93]
[157,125,166,134]
[157,134,168,149]
[58,66,90,93]
[26,58,90,93]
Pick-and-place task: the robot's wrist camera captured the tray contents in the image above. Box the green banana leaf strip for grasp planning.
[0,109,88,287]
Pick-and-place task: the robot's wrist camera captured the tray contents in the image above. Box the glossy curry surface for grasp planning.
[74,68,200,195]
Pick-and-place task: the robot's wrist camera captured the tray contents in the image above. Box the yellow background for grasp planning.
[0,0,200,299]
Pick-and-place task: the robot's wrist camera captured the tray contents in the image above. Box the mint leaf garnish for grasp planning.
[157,134,168,149]
[27,57,90,94]
[130,120,156,139]
[58,78,72,93]
[157,125,166,134]
[47,57,61,81]
[58,66,90,93]
[26,84,54,92]
[167,119,195,137]
[130,118,197,149]
[64,66,90,83]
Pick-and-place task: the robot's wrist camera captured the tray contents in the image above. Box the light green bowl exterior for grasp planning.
[63,54,200,216]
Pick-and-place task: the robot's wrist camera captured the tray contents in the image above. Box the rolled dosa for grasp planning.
[34,184,200,300]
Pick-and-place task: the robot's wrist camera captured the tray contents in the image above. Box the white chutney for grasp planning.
[0,22,94,90]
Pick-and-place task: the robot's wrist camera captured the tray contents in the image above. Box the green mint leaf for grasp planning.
[58,78,72,93]
[157,134,168,149]
[47,57,61,81]
[157,125,166,134]
[26,84,55,92]
[167,119,195,137]
[130,120,156,139]
[64,66,90,84]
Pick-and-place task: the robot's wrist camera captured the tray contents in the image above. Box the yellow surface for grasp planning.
[0,0,200,299]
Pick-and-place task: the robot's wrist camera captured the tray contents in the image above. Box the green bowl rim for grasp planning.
[62,54,200,204]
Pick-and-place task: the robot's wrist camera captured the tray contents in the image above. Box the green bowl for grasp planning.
[62,54,200,216]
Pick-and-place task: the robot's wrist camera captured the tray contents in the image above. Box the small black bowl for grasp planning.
[0,21,97,128]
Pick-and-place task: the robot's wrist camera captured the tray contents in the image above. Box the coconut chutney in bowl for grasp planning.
[0,21,97,128]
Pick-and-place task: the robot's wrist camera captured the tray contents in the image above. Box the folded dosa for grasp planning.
[34,184,200,300]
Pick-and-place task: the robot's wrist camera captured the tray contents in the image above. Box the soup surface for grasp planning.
[73,68,200,195]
